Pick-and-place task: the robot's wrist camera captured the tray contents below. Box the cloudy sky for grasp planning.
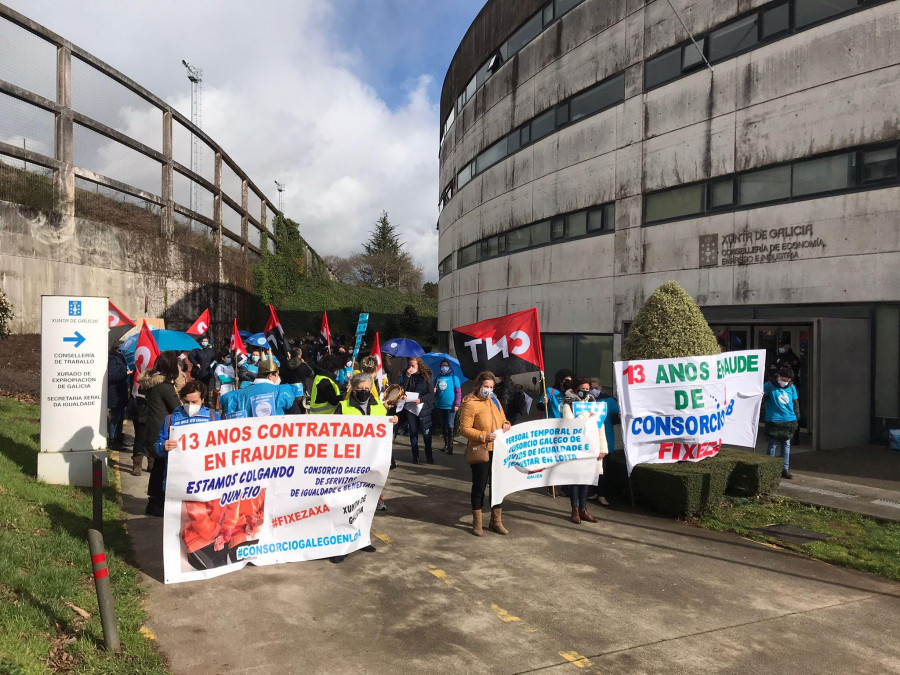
[3,0,486,279]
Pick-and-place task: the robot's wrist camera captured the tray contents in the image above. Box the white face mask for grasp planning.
[185,403,202,417]
[479,387,493,399]
[590,388,601,398]
[272,376,281,386]
[777,378,790,387]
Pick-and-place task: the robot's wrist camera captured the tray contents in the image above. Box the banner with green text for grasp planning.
[614,351,765,474]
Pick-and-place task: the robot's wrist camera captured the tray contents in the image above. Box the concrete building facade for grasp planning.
[437,0,900,449]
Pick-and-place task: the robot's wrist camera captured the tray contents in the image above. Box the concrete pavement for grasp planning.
[113,440,900,674]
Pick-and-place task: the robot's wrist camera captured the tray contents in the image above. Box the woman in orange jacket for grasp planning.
[458,371,511,537]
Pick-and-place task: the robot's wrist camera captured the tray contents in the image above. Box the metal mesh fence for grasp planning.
[247,222,261,249]
[0,91,55,156]
[74,175,160,231]
[172,168,213,220]
[0,152,55,211]
[266,205,277,233]
[71,55,162,151]
[222,203,242,240]
[0,16,56,101]
[171,117,214,184]
[74,122,162,196]
[247,189,262,225]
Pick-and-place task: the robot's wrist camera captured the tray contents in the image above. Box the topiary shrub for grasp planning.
[630,455,737,517]
[719,447,783,496]
[622,281,720,360]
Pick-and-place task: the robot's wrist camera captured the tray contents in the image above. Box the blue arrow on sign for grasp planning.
[63,331,86,348]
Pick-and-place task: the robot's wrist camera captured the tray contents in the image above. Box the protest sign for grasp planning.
[163,415,392,583]
[614,350,765,474]
[491,419,602,507]
[351,313,369,365]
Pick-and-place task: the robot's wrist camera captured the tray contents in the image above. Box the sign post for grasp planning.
[350,313,369,365]
[39,296,109,486]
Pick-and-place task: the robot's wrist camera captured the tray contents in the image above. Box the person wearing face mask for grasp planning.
[239,349,262,389]
[561,377,607,524]
[773,338,801,384]
[588,378,619,507]
[212,351,236,409]
[459,371,512,536]
[148,380,221,517]
[187,334,217,395]
[538,369,573,419]
[309,354,346,415]
[219,351,298,418]
[334,372,400,531]
[433,360,462,453]
[763,366,800,479]
[399,357,436,464]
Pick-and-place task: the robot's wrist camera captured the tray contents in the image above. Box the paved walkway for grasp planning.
[113,437,900,675]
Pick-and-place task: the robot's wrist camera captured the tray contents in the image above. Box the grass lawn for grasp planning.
[700,495,900,582]
[0,397,167,674]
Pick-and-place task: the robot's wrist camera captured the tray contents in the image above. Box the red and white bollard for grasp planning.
[87,529,120,653]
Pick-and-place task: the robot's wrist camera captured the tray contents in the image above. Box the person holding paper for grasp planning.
[398,358,435,464]
[561,377,606,524]
[434,359,461,453]
[459,371,511,536]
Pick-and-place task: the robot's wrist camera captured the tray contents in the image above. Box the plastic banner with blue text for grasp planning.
[614,350,765,475]
[163,415,392,583]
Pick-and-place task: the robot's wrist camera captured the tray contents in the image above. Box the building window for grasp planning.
[551,217,566,240]
[507,227,531,252]
[458,243,477,267]
[566,211,587,237]
[708,15,758,62]
[739,165,792,205]
[530,109,556,142]
[541,334,615,391]
[457,162,474,189]
[530,220,552,246]
[645,49,682,89]
[475,137,508,174]
[682,38,706,70]
[645,184,707,223]
[709,178,736,209]
[861,147,898,182]
[570,76,626,123]
[792,153,855,197]
[794,0,857,28]
[438,254,453,279]
[761,3,791,38]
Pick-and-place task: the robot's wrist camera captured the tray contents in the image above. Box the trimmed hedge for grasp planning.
[604,448,782,517]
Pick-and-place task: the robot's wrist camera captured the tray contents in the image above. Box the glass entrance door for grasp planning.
[756,325,811,432]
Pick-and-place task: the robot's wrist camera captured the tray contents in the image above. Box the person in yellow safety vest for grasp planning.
[358,355,387,403]
[330,372,399,564]
[309,354,345,414]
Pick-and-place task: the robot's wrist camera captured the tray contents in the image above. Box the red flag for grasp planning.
[108,301,135,329]
[321,311,331,348]
[452,308,544,378]
[370,332,384,392]
[132,322,160,397]
[186,308,210,336]
[230,318,247,357]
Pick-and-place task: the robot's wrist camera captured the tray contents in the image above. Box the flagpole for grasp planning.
[539,369,557,499]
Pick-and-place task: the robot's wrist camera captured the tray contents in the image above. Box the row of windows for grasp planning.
[645,0,888,90]
[456,73,625,191]
[442,0,588,142]
[440,202,616,277]
[644,143,899,225]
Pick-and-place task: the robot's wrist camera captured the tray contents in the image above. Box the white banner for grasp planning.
[614,350,765,474]
[491,419,602,507]
[163,415,392,584]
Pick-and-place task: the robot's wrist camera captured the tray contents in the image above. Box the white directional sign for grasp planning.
[39,296,108,486]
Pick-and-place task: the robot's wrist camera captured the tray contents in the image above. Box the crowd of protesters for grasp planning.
[107,328,624,540]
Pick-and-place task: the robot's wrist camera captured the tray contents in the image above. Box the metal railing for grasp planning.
[0,2,278,265]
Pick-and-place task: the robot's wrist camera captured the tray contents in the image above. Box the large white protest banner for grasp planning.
[163,415,392,583]
[614,350,765,474]
[491,419,602,507]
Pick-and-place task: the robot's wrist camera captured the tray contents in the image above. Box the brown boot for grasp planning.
[147,456,154,472]
[570,508,581,524]
[472,510,483,537]
[132,455,142,477]
[489,508,509,535]
[579,508,598,523]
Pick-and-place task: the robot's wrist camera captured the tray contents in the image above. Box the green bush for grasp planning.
[719,447,783,496]
[622,281,720,360]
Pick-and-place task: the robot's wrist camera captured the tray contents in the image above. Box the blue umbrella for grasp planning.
[239,330,252,338]
[245,332,269,348]
[119,329,201,368]
[382,338,425,358]
[422,352,468,383]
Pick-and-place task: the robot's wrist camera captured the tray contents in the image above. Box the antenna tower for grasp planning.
[275,181,286,212]
[182,60,203,216]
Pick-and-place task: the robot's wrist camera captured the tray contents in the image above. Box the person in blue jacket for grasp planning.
[220,351,299,418]
[433,359,461,454]
[764,365,800,480]
[147,380,220,516]
[539,369,573,419]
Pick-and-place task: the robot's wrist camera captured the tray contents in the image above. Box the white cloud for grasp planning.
[3,0,441,279]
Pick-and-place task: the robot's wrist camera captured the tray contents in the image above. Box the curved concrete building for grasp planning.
[437,0,900,449]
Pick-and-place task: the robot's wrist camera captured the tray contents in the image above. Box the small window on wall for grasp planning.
[530,220,551,246]
[458,243,477,267]
[576,335,615,390]
[530,109,556,142]
[566,211,587,237]
[645,184,706,223]
[682,38,706,70]
[738,165,792,205]
[709,178,735,208]
[551,218,566,240]
[645,49,682,89]
[555,0,583,18]
[761,3,791,39]
[861,147,898,182]
[794,0,857,29]
[792,153,855,197]
[708,15,758,62]
[506,227,530,252]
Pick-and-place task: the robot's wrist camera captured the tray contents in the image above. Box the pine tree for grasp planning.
[364,211,403,256]
[621,281,721,360]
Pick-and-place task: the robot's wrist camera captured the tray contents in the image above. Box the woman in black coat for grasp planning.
[137,351,181,516]
[399,357,435,464]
